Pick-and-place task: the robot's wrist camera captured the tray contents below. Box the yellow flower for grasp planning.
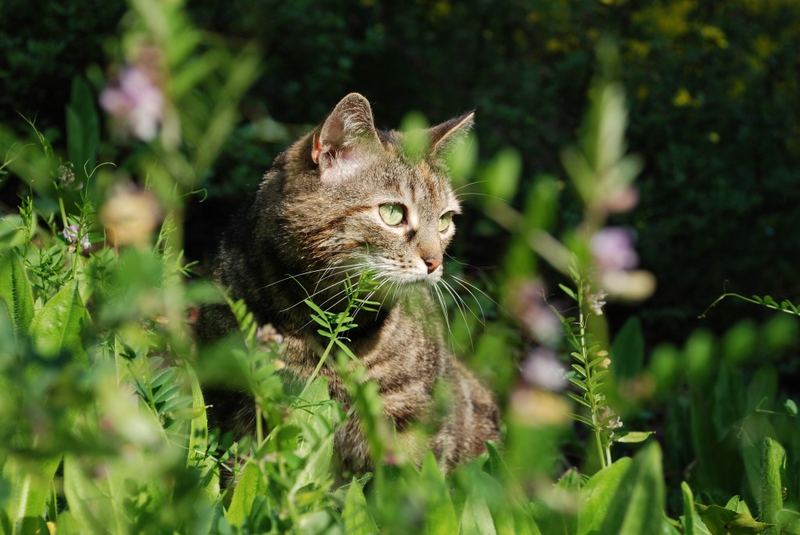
[673,87,694,107]
[700,25,729,49]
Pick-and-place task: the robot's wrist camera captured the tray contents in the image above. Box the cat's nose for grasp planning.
[423,255,442,274]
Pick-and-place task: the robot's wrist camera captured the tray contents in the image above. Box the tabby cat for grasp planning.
[198,93,499,472]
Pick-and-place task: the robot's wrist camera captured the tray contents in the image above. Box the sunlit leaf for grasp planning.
[29,279,86,358]
[342,477,378,535]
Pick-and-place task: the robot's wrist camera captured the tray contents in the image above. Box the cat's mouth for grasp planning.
[360,256,442,284]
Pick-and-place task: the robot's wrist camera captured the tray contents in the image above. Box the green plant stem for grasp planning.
[577,278,610,470]
[57,195,68,228]
[594,430,606,472]
[255,405,263,445]
[296,271,374,402]
[701,292,800,318]
[296,335,337,402]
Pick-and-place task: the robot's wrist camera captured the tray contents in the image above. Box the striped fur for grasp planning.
[199,94,499,472]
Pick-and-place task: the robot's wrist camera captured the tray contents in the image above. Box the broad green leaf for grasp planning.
[460,493,497,535]
[680,482,711,535]
[29,279,86,358]
[0,251,34,338]
[724,496,753,516]
[343,478,378,535]
[3,455,60,527]
[0,216,28,250]
[611,316,644,378]
[577,457,631,534]
[776,509,800,535]
[290,377,337,452]
[600,442,667,534]
[289,434,334,497]
[63,456,125,534]
[695,504,770,534]
[187,367,219,499]
[226,462,264,527]
[421,453,458,535]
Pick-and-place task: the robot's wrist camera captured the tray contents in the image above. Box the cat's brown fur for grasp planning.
[199,93,499,472]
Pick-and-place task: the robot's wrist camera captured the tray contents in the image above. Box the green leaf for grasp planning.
[600,442,668,534]
[695,504,770,535]
[421,453,458,535]
[62,456,125,534]
[577,457,631,535]
[342,477,378,535]
[724,496,753,515]
[0,250,34,338]
[776,509,800,535]
[400,112,430,162]
[558,284,577,301]
[685,330,714,389]
[225,462,264,527]
[29,279,86,358]
[460,492,497,535]
[483,148,521,202]
[611,316,644,379]
[614,431,654,444]
[0,216,29,250]
[289,434,334,498]
[680,482,712,535]
[187,367,219,499]
[3,455,60,527]
[66,77,99,178]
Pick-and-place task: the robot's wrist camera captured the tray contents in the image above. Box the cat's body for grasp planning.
[199,94,499,472]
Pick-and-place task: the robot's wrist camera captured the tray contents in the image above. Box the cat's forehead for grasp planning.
[373,158,456,210]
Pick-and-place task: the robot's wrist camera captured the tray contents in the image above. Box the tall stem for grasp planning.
[577,278,610,470]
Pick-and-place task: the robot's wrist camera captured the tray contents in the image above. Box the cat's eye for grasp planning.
[438,211,453,232]
[379,203,405,226]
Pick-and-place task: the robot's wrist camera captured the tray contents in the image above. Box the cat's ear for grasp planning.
[311,93,382,180]
[427,111,475,158]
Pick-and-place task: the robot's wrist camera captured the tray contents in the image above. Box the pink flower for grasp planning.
[512,280,561,346]
[100,68,164,141]
[591,227,638,272]
[521,348,567,391]
[602,185,639,214]
[62,224,91,252]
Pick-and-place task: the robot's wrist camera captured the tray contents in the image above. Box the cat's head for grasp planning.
[278,93,473,288]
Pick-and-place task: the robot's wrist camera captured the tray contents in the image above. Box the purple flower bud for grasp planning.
[521,348,567,391]
[62,224,80,244]
[591,227,638,272]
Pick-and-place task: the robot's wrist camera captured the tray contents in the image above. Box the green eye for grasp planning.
[438,212,453,232]
[379,203,405,226]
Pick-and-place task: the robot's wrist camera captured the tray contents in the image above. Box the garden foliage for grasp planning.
[0,1,799,534]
